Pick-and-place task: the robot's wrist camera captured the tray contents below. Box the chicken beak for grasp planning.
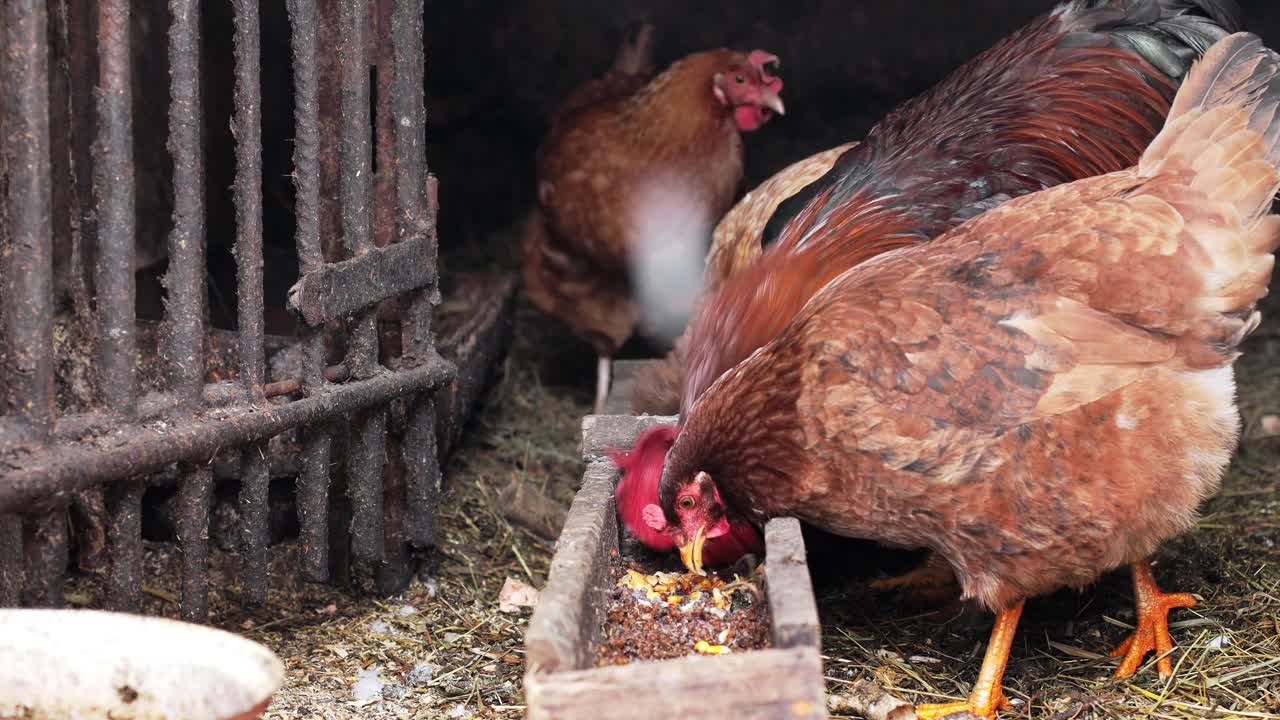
[758,89,785,116]
[678,524,708,576]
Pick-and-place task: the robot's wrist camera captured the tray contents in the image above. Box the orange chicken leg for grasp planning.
[1111,560,1197,679]
[916,601,1024,720]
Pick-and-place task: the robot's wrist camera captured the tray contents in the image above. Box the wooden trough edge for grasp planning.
[525,409,827,719]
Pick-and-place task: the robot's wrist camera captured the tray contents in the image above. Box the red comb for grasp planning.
[748,50,782,89]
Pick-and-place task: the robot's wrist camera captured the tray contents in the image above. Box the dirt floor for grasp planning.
[59,275,1280,720]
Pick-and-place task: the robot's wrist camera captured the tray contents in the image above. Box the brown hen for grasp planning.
[660,33,1280,718]
[521,25,784,412]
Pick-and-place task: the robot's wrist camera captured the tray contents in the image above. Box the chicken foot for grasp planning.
[1110,560,1197,679]
[593,355,612,415]
[916,600,1024,720]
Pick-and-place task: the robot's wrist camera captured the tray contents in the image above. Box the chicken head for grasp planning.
[713,51,785,132]
[653,470,736,575]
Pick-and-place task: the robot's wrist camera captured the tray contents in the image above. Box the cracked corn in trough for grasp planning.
[596,564,771,666]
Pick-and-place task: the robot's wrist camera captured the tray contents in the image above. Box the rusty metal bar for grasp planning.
[22,511,68,608]
[232,0,265,399]
[373,0,395,251]
[288,0,323,279]
[49,0,94,314]
[238,441,270,604]
[338,0,387,564]
[105,481,144,611]
[1,0,57,441]
[288,0,336,582]
[288,237,438,326]
[338,0,379,377]
[0,516,22,606]
[215,0,277,610]
[402,398,441,545]
[390,0,429,250]
[298,426,332,582]
[0,354,453,512]
[178,464,213,622]
[94,0,138,415]
[390,0,439,547]
[163,0,206,409]
[347,408,387,562]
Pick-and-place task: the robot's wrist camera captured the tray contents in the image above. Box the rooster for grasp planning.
[613,0,1239,574]
[520,24,784,413]
[659,32,1280,718]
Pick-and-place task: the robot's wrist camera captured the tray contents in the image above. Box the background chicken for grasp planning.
[658,32,1280,718]
[520,25,785,413]
[630,141,857,416]
[613,0,1239,572]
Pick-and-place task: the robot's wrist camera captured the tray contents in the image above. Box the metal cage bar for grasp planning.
[339,0,387,564]
[230,0,270,606]
[22,512,68,607]
[166,0,211,622]
[105,481,145,611]
[163,0,206,411]
[93,0,137,416]
[2,0,57,443]
[178,464,213,622]
[391,0,441,547]
[94,0,146,618]
[0,516,23,606]
[288,0,335,583]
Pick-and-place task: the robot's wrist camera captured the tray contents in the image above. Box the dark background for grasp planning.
[119,0,1280,334]
[419,0,1280,257]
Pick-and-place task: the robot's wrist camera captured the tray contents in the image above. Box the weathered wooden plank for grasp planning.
[525,647,826,720]
[524,460,618,674]
[765,517,822,650]
[580,413,676,462]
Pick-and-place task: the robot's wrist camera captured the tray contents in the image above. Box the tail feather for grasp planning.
[1065,0,1240,78]
[1137,33,1280,354]
[1142,32,1280,223]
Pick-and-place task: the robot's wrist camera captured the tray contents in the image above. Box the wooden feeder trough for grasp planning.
[524,381,828,719]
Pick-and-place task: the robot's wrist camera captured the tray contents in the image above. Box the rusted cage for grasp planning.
[0,0,457,621]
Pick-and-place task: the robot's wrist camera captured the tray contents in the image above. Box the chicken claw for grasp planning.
[1110,560,1197,679]
[916,601,1023,719]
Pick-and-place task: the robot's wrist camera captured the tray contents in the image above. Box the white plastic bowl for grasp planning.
[0,609,284,720]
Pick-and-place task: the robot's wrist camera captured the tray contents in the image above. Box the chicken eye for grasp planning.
[678,496,695,509]
[734,74,745,84]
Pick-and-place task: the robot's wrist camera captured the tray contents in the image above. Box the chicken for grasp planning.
[658,32,1280,718]
[630,142,857,416]
[615,0,1239,572]
[609,424,762,568]
[520,25,785,413]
